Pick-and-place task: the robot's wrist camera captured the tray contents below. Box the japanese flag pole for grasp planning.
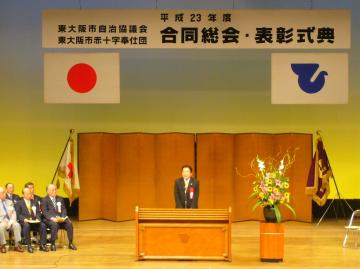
[51,129,75,184]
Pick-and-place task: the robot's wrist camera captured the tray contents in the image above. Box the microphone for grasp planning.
[56,201,62,213]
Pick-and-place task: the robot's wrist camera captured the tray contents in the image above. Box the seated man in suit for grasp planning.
[24,182,42,207]
[42,184,76,251]
[23,182,42,242]
[5,183,20,205]
[15,187,48,253]
[174,165,199,208]
[0,187,23,253]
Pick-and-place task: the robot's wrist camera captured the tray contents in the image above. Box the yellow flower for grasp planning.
[267,187,273,192]
[259,192,264,198]
[273,188,279,193]
[266,178,273,185]
[284,182,289,189]
[253,186,259,192]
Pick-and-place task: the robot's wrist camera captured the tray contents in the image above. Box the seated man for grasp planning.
[42,184,77,251]
[15,187,48,253]
[0,187,23,253]
[23,182,42,242]
[5,183,20,205]
[24,182,42,207]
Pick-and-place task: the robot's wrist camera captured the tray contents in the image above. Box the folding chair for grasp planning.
[343,209,360,248]
[57,229,68,248]
[45,227,68,248]
[6,230,15,247]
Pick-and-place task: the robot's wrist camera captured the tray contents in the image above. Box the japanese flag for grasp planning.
[271,53,348,104]
[44,52,120,103]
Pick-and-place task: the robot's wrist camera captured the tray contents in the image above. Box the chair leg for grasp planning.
[57,230,67,248]
[7,230,15,247]
[343,230,349,247]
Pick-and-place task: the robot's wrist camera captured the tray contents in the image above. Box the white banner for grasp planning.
[44,52,120,104]
[271,53,348,104]
[42,9,350,49]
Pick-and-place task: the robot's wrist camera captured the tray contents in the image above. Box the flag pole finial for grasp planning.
[316,130,323,140]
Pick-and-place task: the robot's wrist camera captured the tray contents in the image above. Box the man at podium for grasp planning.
[174,165,199,208]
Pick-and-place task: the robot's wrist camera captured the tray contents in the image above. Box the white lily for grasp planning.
[257,159,265,171]
[279,159,284,171]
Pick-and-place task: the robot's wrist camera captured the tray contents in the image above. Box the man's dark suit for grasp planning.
[42,195,73,243]
[174,177,199,208]
[32,194,42,207]
[6,193,20,205]
[15,198,47,246]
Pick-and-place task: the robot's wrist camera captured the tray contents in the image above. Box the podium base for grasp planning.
[261,258,283,263]
[260,222,284,262]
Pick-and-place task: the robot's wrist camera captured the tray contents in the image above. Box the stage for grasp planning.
[2,219,359,269]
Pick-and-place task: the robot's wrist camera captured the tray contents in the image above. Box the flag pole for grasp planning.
[315,130,353,226]
[51,129,75,184]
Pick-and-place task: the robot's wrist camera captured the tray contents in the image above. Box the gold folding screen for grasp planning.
[78,133,195,221]
[79,133,312,222]
[197,133,312,222]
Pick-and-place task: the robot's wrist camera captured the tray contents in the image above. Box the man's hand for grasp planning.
[6,220,13,229]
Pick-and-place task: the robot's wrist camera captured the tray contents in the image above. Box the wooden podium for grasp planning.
[135,207,232,261]
[259,222,284,262]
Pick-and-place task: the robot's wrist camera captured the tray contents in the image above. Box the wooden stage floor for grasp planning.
[2,219,359,269]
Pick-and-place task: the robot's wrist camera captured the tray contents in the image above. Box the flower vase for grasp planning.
[263,205,277,223]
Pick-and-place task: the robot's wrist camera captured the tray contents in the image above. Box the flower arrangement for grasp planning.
[249,153,296,223]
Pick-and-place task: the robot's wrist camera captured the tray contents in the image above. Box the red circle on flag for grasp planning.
[67,63,97,93]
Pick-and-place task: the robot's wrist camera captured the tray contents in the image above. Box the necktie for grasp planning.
[1,201,10,220]
[26,200,33,217]
[51,197,56,206]
[51,197,57,210]
[184,179,189,194]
